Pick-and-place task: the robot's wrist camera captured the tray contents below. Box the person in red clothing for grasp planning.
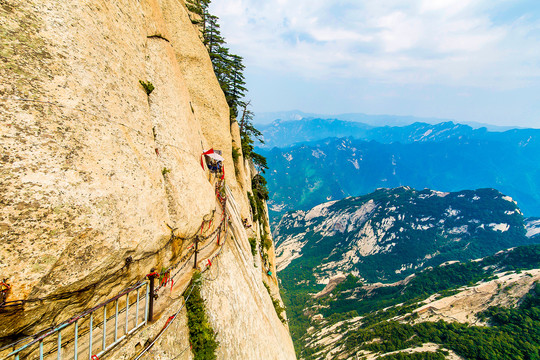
[0,279,10,304]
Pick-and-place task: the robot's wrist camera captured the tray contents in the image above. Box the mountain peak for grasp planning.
[275,186,530,284]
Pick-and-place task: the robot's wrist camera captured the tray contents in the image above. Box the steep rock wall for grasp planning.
[0,0,295,358]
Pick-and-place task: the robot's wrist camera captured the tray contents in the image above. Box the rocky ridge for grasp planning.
[526,217,540,239]
[275,187,531,284]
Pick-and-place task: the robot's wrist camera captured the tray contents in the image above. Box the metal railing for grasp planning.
[3,281,149,360]
[1,180,229,360]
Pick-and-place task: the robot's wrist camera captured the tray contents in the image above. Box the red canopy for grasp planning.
[201,148,225,180]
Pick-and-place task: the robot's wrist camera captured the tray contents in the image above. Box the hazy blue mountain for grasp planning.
[255,110,454,127]
[254,110,324,124]
[258,119,531,148]
[260,130,540,219]
[255,110,519,131]
[258,118,373,148]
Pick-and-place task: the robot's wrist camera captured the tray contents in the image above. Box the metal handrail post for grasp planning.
[89,313,93,360]
[124,293,129,334]
[148,274,155,322]
[193,236,199,268]
[144,282,149,325]
[39,340,43,360]
[74,320,78,360]
[114,299,119,342]
[57,330,62,360]
[135,288,140,327]
[102,305,107,351]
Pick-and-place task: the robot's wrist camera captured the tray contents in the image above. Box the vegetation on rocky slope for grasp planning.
[259,126,540,218]
[286,244,540,358]
[276,187,532,287]
[185,272,219,360]
[342,283,540,360]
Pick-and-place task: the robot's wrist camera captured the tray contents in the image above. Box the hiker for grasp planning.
[0,279,10,303]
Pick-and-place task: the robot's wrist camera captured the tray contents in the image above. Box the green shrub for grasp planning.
[380,352,446,360]
[247,192,256,217]
[248,237,257,256]
[139,80,155,95]
[263,235,272,251]
[232,146,241,163]
[263,282,287,323]
[185,272,219,360]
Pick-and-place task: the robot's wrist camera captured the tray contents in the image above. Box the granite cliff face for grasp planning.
[0,0,294,358]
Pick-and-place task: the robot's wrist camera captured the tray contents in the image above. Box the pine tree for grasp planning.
[204,14,225,55]
[196,4,268,175]
[201,11,247,121]
[227,54,248,119]
[239,102,268,173]
[185,0,211,30]
[204,14,233,105]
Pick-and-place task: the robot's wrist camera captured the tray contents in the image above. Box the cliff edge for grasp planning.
[0,0,295,358]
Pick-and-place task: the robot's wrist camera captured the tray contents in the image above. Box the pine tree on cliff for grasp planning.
[239,102,268,173]
[202,15,247,121]
[203,14,233,103]
[227,54,248,119]
[185,0,211,30]
[194,3,268,176]
[212,46,231,89]
[204,14,225,56]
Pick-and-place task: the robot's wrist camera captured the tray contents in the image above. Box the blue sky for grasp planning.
[210,0,540,128]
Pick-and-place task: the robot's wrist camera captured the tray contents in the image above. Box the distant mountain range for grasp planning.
[255,110,521,132]
[257,121,540,218]
[258,118,532,149]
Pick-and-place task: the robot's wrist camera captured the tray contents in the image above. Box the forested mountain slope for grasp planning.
[288,245,540,360]
[275,187,534,284]
[261,133,540,218]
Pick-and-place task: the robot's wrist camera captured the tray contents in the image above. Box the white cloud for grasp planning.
[419,0,475,15]
[210,0,540,89]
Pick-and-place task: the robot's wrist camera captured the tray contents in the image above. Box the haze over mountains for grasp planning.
[255,110,523,132]
[258,119,534,149]
[260,112,540,359]
[256,119,540,219]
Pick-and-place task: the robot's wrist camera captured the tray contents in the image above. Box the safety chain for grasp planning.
[1,176,228,359]
[0,183,227,310]
[0,256,136,310]
[0,203,228,354]
[0,97,243,360]
[0,281,145,356]
[133,214,231,360]
[149,180,228,297]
